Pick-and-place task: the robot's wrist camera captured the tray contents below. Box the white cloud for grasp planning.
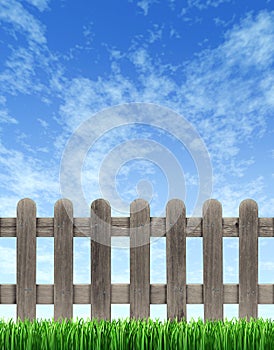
[24,0,50,12]
[0,8,272,222]
[222,11,274,68]
[0,0,47,44]
[212,176,266,216]
[0,109,17,124]
[147,24,163,43]
[182,0,231,13]
[0,1,55,98]
[0,47,42,95]
[54,10,274,218]
[0,143,59,215]
[180,11,274,161]
[37,118,49,129]
[135,0,159,16]
[0,96,17,124]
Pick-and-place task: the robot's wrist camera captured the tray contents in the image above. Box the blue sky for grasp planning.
[0,0,274,323]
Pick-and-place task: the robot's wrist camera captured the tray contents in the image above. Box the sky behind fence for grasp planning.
[0,0,273,322]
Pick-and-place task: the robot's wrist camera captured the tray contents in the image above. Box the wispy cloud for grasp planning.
[0,143,59,215]
[0,0,57,100]
[182,0,231,13]
[0,6,273,219]
[0,96,17,124]
[147,24,164,43]
[134,0,159,16]
[0,0,47,44]
[54,10,274,216]
[24,0,50,12]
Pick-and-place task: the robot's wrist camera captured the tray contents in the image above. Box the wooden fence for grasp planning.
[0,197,273,323]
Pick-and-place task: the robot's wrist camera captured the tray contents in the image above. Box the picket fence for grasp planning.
[0,197,273,323]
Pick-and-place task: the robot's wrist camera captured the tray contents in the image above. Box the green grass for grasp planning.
[0,316,274,349]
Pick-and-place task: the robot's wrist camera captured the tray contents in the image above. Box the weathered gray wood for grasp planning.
[130,199,150,320]
[239,199,258,320]
[1,217,274,237]
[2,197,273,322]
[3,283,274,305]
[166,199,186,322]
[203,199,223,321]
[91,199,111,321]
[54,199,73,322]
[16,198,36,322]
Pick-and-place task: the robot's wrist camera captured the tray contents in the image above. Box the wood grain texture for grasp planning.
[54,199,73,322]
[239,199,258,320]
[2,283,274,305]
[91,199,111,321]
[203,199,223,321]
[166,199,186,322]
[130,199,150,320]
[16,198,36,321]
[0,217,273,237]
[1,198,273,322]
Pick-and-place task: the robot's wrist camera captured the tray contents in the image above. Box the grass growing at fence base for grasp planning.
[0,316,274,349]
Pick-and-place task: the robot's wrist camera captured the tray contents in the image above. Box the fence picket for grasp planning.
[130,199,150,320]
[91,199,111,321]
[239,199,258,320]
[203,199,223,321]
[166,199,186,322]
[54,199,73,322]
[17,198,36,321]
[1,197,270,322]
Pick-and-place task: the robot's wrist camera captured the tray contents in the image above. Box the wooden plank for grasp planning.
[91,199,111,321]
[239,199,258,320]
[37,218,54,237]
[37,284,54,304]
[187,217,203,236]
[1,216,274,237]
[54,199,73,322]
[166,199,186,322]
[0,218,16,237]
[259,218,274,237]
[203,199,223,321]
[16,198,36,322]
[223,218,239,236]
[2,283,274,305]
[130,199,150,320]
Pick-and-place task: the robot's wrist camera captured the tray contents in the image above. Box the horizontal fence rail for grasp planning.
[0,198,273,323]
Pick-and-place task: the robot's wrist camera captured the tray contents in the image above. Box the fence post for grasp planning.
[239,199,258,320]
[203,199,223,321]
[91,199,111,321]
[166,199,186,322]
[130,199,150,320]
[17,198,36,322]
[54,199,73,322]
